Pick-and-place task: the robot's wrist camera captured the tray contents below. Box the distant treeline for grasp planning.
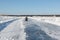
[0,15,60,17]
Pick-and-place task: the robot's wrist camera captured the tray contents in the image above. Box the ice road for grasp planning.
[0,17,60,40]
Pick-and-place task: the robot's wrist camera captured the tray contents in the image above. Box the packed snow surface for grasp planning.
[0,16,60,40]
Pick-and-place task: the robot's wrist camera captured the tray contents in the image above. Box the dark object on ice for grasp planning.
[25,16,28,21]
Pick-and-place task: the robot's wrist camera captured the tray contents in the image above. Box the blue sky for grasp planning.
[0,0,60,15]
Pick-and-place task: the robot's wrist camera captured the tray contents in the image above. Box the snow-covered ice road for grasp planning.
[0,17,60,40]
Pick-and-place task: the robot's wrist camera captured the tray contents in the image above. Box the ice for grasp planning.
[24,19,57,40]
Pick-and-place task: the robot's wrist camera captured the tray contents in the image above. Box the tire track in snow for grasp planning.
[0,19,18,32]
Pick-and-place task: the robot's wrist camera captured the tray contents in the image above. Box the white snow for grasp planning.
[0,16,26,40]
[0,16,25,23]
[30,17,60,26]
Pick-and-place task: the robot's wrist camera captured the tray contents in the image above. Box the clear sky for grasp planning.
[0,0,60,15]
